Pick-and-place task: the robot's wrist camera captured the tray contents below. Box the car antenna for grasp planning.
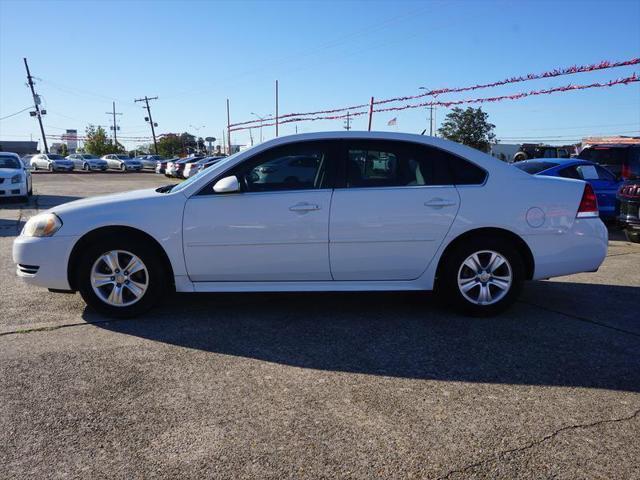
[420,129,427,135]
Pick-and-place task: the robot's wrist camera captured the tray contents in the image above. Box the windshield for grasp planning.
[170,151,242,193]
[0,155,21,169]
[514,161,558,174]
[82,155,99,159]
[48,154,65,160]
[116,155,131,160]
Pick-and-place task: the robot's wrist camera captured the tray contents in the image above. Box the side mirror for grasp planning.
[213,175,240,193]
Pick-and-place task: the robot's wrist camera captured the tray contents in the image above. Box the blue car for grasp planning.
[514,159,621,220]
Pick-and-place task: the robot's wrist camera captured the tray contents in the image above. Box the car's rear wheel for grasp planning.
[47,163,53,172]
[439,236,524,316]
[76,239,168,317]
[120,163,126,172]
[625,229,640,243]
[32,163,37,171]
[83,162,89,171]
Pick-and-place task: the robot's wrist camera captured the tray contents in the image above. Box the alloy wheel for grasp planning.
[90,250,149,307]
[457,250,513,306]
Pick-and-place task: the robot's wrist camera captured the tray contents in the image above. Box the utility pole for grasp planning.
[275,80,279,137]
[428,105,437,136]
[106,101,122,146]
[226,98,231,155]
[367,96,374,131]
[343,111,351,130]
[134,96,158,154]
[23,58,48,153]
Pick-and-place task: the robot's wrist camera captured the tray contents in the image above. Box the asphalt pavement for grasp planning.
[1,171,639,479]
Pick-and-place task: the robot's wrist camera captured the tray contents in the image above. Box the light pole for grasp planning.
[418,87,436,136]
[250,112,266,143]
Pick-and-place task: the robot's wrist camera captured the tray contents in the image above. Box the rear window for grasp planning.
[514,161,558,174]
[578,147,627,165]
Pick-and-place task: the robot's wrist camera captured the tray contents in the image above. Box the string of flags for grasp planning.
[229,73,639,132]
[228,56,639,130]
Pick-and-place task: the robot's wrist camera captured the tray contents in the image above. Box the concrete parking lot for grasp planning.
[1,172,639,479]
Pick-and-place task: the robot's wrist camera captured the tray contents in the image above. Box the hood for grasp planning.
[0,167,22,177]
[50,188,164,217]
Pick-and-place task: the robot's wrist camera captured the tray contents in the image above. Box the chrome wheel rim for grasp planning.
[90,250,148,307]
[457,250,512,306]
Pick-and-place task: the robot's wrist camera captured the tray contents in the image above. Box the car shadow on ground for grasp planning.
[87,280,640,392]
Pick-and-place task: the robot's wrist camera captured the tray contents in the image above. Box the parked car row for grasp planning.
[160,155,226,179]
[20,153,161,173]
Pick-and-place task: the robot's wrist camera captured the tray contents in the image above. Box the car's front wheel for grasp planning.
[47,163,53,172]
[76,239,168,317]
[120,163,126,172]
[439,236,524,316]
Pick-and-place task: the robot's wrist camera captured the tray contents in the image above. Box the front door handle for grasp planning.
[289,202,320,212]
[424,198,457,208]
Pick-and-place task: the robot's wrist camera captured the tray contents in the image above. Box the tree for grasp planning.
[156,133,182,157]
[59,143,69,157]
[437,107,496,153]
[84,125,124,156]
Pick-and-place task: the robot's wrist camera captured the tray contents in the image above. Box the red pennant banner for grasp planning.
[229,74,639,132]
[228,57,640,129]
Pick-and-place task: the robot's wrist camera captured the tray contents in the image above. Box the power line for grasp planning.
[0,106,32,121]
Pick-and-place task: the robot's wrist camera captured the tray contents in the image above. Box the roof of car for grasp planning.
[518,158,595,167]
[0,151,21,158]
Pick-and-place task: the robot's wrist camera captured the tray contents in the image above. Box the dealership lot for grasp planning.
[1,173,639,479]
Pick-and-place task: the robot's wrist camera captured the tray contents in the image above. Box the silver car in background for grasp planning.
[30,154,74,172]
[101,154,143,172]
[135,154,164,170]
[66,154,108,171]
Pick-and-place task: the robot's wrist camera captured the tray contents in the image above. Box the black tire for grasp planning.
[32,163,37,171]
[83,162,89,171]
[120,163,126,172]
[625,229,640,244]
[47,163,53,172]
[438,235,524,316]
[76,237,169,318]
[27,182,32,196]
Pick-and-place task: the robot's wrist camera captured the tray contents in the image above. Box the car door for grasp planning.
[329,140,462,281]
[182,140,338,282]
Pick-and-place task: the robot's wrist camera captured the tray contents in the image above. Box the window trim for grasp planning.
[335,139,488,190]
[195,140,341,196]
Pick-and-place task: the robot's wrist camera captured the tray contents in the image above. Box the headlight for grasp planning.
[11,174,22,184]
[22,213,63,237]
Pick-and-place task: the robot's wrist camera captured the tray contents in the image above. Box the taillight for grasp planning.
[618,183,640,199]
[576,183,598,218]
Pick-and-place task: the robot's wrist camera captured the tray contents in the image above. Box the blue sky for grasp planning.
[1,0,639,150]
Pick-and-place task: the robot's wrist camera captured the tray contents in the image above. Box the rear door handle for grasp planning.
[424,198,457,208]
[289,202,320,212]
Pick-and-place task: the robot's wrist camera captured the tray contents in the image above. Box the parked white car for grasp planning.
[13,132,607,317]
[101,154,143,172]
[30,153,74,172]
[1,152,32,200]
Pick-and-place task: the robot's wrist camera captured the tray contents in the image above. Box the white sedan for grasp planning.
[13,132,607,317]
[1,152,32,200]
